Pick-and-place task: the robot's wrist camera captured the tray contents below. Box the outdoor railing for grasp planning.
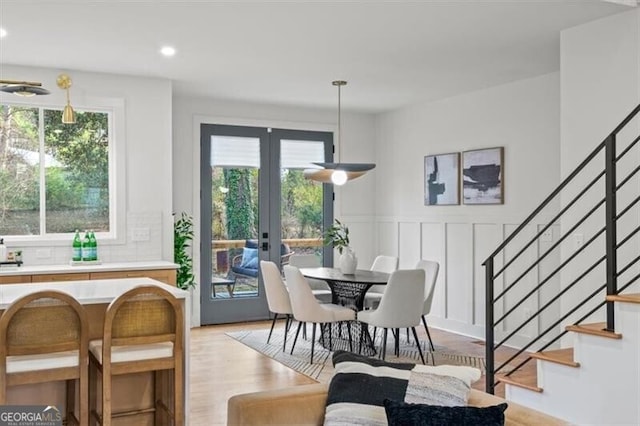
[211,238,323,250]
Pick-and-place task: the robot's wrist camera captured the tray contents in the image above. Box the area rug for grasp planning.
[226,325,487,384]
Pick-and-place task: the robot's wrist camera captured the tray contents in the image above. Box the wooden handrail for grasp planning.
[212,238,323,250]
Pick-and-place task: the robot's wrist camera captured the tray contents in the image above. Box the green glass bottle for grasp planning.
[72,230,82,261]
[82,230,91,261]
[89,231,98,261]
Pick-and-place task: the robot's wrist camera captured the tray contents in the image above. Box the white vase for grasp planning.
[339,247,358,275]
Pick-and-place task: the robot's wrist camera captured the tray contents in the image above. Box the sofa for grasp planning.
[227,383,569,426]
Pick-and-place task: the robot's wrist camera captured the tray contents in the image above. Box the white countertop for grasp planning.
[0,277,189,308]
[0,260,178,276]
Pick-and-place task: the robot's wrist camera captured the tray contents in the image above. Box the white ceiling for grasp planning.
[0,1,631,113]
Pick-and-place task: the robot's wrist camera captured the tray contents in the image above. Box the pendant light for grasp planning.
[0,79,50,96]
[304,80,375,185]
[56,74,76,124]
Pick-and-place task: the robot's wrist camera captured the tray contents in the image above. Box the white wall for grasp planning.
[374,73,561,342]
[0,65,173,264]
[172,97,376,326]
[560,9,640,334]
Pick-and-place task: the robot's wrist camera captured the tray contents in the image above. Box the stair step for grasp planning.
[530,348,579,368]
[496,371,542,393]
[607,293,640,304]
[565,322,621,339]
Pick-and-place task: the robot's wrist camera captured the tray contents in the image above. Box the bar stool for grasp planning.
[88,285,184,425]
[0,290,89,425]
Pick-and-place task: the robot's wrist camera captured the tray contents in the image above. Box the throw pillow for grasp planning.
[384,399,508,426]
[324,351,481,426]
[240,248,258,269]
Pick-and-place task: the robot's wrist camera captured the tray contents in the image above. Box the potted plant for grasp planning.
[323,219,357,274]
[174,212,196,290]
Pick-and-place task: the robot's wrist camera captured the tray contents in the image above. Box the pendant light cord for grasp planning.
[332,80,347,164]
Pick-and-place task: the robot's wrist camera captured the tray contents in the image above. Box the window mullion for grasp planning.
[39,108,46,235]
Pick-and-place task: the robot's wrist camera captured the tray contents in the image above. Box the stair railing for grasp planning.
[484,104,640,394]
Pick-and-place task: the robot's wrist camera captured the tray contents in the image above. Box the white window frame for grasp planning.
[1,96,126,247]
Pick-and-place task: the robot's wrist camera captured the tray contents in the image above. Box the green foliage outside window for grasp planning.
[0,104,110,235]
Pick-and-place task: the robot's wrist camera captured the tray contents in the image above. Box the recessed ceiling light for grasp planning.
[160,46,176,57]
[0,28,7,38]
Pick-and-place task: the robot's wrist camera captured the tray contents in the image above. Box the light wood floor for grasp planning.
[189,320,535,425]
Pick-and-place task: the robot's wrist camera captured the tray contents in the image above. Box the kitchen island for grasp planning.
[0,277,190,425]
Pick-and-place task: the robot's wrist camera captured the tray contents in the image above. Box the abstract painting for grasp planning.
[462,147,504,204]
[424,152,460,205]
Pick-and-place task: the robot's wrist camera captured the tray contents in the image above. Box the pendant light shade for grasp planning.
[57,74,76,124]
[0,79,50,96]
[304,80,375,185]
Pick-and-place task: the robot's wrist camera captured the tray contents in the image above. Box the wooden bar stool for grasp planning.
[0,290,89,425]
[88,285,184,425]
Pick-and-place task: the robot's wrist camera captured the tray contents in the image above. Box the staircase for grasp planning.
[483,104,640,424]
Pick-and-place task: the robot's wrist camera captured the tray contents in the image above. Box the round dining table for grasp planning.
[299,267,390,355]
[299,267,390,311]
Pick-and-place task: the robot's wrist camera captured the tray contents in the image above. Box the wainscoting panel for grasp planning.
[377,216,561,344]
[375,222,398,268]
[398,222,421,269]
[502,224,539,341]
[445,223,473,324]
[537,224,562,343]
[472,223,503,327]
[421,222,446,318]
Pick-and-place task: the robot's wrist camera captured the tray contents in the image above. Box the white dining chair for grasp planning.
[364,255,398,308]
[417,259,439,351]
[260,260,294,352]
[283,265,355,364]
[357,269,426,363]
[288,254,332,303]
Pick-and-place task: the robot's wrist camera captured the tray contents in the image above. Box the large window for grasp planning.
[0,104,111,236]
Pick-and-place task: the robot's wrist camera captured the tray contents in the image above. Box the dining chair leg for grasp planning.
[286,314,293,332]
[66,379,75,424]
[311,323,317,364]
[422,316,435,351]
[358,323,364,354]
[283,315,290,352]
[393,328,400,356]
[328,323,333,350]
[346,322,353,352]
[381,328,388,361]
[267,313,278,343]
[406,328,411,344]
[290,321,303,355]
[411,327,426,365]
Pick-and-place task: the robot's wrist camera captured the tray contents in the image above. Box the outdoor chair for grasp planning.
[231,239,294,279]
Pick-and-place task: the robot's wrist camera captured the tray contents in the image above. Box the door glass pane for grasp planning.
[280,139,325,264]
[211,136,260,299]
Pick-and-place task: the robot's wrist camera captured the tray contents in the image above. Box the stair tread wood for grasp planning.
[607,293,640,304]
[496,370,542,393]
[531,348,579,367]
[565,322,621,339]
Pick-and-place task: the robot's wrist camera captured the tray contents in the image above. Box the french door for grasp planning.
[200,124,334,325]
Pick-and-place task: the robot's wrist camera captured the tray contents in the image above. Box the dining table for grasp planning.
[300,267,390,355]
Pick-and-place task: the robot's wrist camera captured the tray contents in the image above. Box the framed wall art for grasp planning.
[462,147,504,205]
[424,152,460,205]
